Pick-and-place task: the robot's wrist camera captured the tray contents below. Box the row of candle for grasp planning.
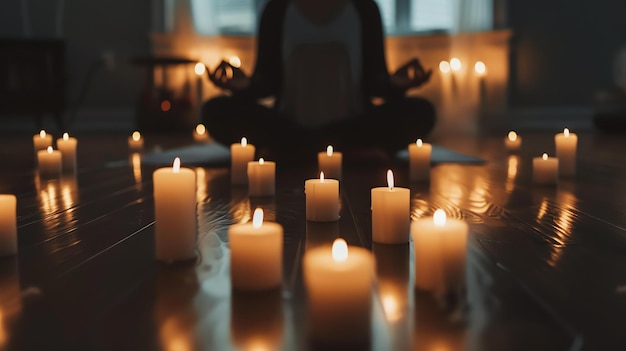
[127,125,211,153]
[32,130,78,177]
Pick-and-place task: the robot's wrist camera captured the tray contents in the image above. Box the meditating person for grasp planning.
[202,0,436,161]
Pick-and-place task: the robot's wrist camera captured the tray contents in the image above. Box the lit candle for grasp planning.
[305,172,340,222]
[474,61,487,106]
[410,210,444,293]
[437,210,469,294]
[408,139,432,182]
[128,131,144,152]
[153,157,197,262]
[33,130,53,155]
[450,57,461,96]
[194,62,205,111]
[231,137,256,185]
[247,158,276,197]
[0,194,17,256]
[192,123,210,143]
[303,238,375,343]
[554,128,578,177]
[371,170,410,244]
[37,146,62,178]
[318,145,342,181]
[533,153,559,186]
[229,208,283,290]
[504,131,522,152]
[56,132,77,173]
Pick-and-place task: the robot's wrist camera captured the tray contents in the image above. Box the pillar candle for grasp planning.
[0,194,17,256]
[504,131,522,152]
[305,172,340,222]
[371,170,410,244]
[437,210,469,293]
[247,158,276,197]
[153,157,197,262]
[56,132,77,173]
[37,146,62,178]
[128,131,144,152]
[193,123,210,143]
[33,130,53,154]
[533,153,559,186]
[229,208,283,290]
[318,145,342,181]
[303,238,375,343]
[231,137,256,185]
[554,128,578,177]
[408,139,432,182]
[410,211,443,293]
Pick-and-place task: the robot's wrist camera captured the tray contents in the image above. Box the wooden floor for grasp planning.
[0,129,625,351]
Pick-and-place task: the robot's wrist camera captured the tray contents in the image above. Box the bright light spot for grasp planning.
[416,139,423,147]
[47,146,53,154]
[259,158,264,165]
[434,209,446,226]
[252,208,264,228]
[320,171,325,183]
[564,128,570,137]
[450,58,461,71]
[39,130,46,138]
[62,132,69,140]
[542,153,548,160]
[439,61,450,73]
[194,62,206,75]
[229,56,241,68]
[326,145,333,156]
[474,61,486,75]
[508,131,517,142]
[195,124,206,135]
[387,169,394,191]
[173,157,181,173]
[132,131,141,141]
[332,238,348,262]
[381,294,402,322]
[241,137,247,147]
[161,100,171,112]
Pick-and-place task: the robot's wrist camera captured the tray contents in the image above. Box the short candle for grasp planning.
[533,153,559,186]
[33,130,53,155]
[408,139,432,182]
[371,170,410,244]
[153,157,197,262]
[37,146,62,178]
[554,128,577,177]
[247,157,276,197]
[193,123,210,143]
[229,208,283,290]
[231,137,256,185]
[504,131,522,152]
[305,172,340,222]
[317,145,342,181]
[128,131,144,152]
[57,132,78,173]
[0,194,17,256]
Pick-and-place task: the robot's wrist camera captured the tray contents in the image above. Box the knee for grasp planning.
[201,95,233,122]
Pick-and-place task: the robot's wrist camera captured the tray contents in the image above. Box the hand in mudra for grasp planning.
[390,58,432,91]
[208,60,250,91]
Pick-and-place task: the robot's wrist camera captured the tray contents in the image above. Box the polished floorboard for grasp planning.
[0,129,625,351]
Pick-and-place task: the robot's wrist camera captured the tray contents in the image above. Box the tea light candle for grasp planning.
[303,238,375,342]
[533,153,559,186]
[305,172,340,222]
[231,137,256,185]
[247,158,276,197]
[318,145,342,181]
[128,131,144,152]
[0,194,17,256]
[229,208,283,290]
[371,170,410,244]
[408,139,432,182]
[504,131,522,152]
[193,123,210,143]
[56,133,77,173]
[37,146,62,178]
[33,130,53,154]
[554,128,577,177]
[153,157,197,262]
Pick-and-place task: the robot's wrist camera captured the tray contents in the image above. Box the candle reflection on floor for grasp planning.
[0,257,21,350]
[230,289,284,351]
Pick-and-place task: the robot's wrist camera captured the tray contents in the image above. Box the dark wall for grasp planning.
[508,0,626,108]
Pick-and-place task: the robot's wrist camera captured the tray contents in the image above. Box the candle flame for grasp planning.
[416,139,423,147]
[259,158,264,165]
[173,157,181,173]
[542,153,548,160]
[320,171,325,183]
[564,128,570,137]
[229,56,241,68]
[387,169,394,191]
[47,146,53,154]
[132,131,141,141]
[508,131,517,142]
[252,208,264,228]
[63,132,69,140]
[474,61,486,75]
[194,62,206,76]
[40,130,46,138]
[326,145,333,156]
[439,61,450,73]
[434,209,446,226]
[450,58,461,71]
[332,238,348,262]
[241,137,247,147]
[195,124,206,135]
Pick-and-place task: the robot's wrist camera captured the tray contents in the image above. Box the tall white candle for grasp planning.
[533,153,559,186]
[305,172,340,222]
[231,137,256,185]
[57,132,77,173]
[371,170,410,244]
[504,131,522,152]
[554,128,578,177]
[303,238,375,343]
[153,157,197,262]
[318,145,342,181]
[437,210,469,293]
[410,210,444,293]
[37,146,62,178]
[408,139,432,182]
[247,158,276,197]
[128,131,144,152]
[0,194,17,256]
[229,208,283,290]
[33,130,53,154]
